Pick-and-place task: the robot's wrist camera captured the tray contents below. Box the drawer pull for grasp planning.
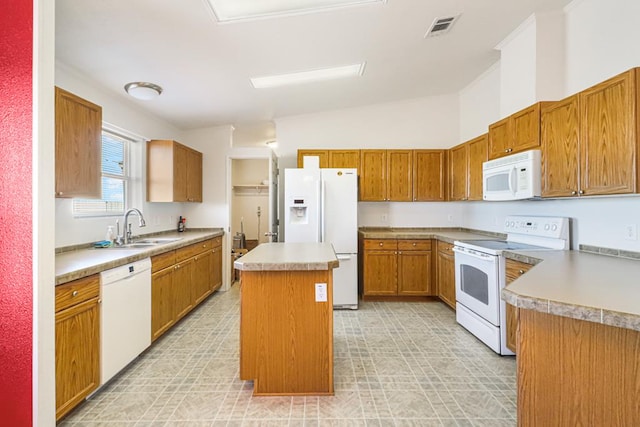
[72,290,78,297]
[518,269,525,275]
[379,242,383,246]
[412,243,416,246]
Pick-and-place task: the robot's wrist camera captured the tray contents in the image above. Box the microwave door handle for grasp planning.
[508,166,517,195]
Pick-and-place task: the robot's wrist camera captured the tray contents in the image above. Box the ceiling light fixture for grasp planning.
[124,82,163,100]
[251,63,366,89]
[204,0,386,23]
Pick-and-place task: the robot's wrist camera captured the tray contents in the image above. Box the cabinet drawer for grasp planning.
[152,250,176,273]
[398,239,432,251]
[505,259,534,284]
[364,239,398,250]
[437,240,454,254]
[176,239,214,262]
[55,275,100,313]
[212,235,222,248]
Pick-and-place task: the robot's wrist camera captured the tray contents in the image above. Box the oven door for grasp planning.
[453,246,500,325]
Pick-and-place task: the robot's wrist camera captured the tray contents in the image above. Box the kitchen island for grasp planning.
[502,249,640,426]
[234,242,338,396]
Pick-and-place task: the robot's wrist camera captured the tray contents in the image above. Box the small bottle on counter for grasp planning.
[105,225,115,243]
[178,216,185,232]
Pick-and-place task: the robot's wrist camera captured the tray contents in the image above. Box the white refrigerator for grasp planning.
[284,168,358,309]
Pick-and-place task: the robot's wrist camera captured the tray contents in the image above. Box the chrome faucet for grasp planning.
[121,208,146,245]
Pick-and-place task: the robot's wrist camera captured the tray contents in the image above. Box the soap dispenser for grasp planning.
[105,225,115,243]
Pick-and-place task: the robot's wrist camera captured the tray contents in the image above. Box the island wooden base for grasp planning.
[240,270,334,396]
[517,309,640,426]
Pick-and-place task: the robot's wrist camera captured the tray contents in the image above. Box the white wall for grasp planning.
[54,63,186,247]
[496,16,538,116]
[459,63,500,142]
[565,0,640,94]
[275,95,460,228]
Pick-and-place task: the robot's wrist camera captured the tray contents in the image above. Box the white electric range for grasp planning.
[453,216,570,355]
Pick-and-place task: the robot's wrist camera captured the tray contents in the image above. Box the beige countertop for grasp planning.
[55,229,224,285]
[358,227,504,243]
[234,242,339,271]
[502,250,640,332]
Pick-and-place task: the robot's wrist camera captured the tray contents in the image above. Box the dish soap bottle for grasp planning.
[105,225,115,243]
[177,216,185,232]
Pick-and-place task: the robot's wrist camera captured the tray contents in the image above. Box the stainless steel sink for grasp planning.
[109,237,182,249]
[135,237,183,244]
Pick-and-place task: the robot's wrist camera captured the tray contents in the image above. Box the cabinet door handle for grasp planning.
[518,269,525,275]
[579,190,584,195]
[571,191,577,195]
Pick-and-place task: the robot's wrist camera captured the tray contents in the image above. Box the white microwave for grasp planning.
[483,149,541,201]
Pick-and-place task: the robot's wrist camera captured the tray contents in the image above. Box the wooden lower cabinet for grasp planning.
[436,241,455,309]
[151,237,223,342]
[362,239,433,297]
[55,275,100,421]
[211,237,223,291]
[151,265,175,341]
[517,309,640,426]
[504,259,534,353]
[174,257,195,320]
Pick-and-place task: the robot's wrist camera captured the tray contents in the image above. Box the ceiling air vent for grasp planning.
[424,15,460,38]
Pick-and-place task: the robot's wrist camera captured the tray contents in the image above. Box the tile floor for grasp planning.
[60,285,516,426]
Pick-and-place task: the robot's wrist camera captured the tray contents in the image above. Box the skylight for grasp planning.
[204,0,386,23]
[250,63,366,89]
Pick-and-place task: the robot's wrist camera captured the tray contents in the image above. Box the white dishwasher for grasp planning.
[100,257,151,385]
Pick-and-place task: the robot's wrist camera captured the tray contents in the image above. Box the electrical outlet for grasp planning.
[625,224,637,241]
[447,214,453,222]
[381,214,388,223]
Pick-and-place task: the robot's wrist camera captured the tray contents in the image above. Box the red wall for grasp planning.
[0,0,34,425]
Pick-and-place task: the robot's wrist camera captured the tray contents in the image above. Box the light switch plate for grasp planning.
[315,283,327,302]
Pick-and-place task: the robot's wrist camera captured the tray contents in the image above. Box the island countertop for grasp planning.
[234,242,339,271]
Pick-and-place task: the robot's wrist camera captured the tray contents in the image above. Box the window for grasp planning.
[73,130,131,217]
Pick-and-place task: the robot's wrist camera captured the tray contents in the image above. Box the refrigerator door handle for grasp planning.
[320,179,326,242]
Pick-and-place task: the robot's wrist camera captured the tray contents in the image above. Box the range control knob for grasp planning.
[551,224,558,231]
[544,224,550,231]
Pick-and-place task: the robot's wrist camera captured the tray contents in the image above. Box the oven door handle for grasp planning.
[453,246,494,261]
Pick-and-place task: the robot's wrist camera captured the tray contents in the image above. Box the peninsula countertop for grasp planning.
[502,249,640,332]
[234,242,339,271]
[55,229,224,285]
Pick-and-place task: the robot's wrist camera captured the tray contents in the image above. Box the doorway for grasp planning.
[227,150,279,286]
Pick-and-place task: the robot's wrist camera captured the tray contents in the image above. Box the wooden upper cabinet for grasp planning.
[468,134,488,201]
[413,150,447,201]
[187,149,203,202]
[449,142,469,201]
[147,140,203,202]
[360,150,387,201]
[55,87,102,198]
[488,102,550,160]
[541,95,580,197]
[329,150,360,169]
[579,68,639,195]
[387,150,413,201]
[297,150,329,168]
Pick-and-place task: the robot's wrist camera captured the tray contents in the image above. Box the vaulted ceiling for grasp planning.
[56,0,571,131]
